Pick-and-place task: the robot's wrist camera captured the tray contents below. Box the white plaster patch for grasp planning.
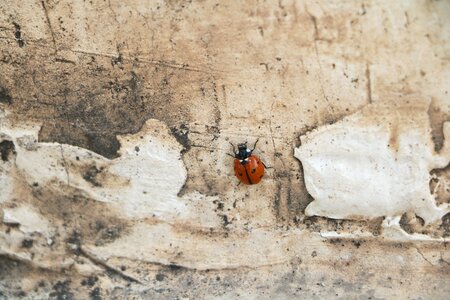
[295,96,450,225]
[0,112,220,226]
[2,205,54,239]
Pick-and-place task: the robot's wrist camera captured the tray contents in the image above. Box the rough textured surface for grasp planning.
[0,0,449,299]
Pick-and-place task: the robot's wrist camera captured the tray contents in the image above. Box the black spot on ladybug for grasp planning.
[238,173,243,176]
[251,169,256,173]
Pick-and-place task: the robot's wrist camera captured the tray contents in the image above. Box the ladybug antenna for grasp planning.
[252,138,260,151]
[229,141,236,153]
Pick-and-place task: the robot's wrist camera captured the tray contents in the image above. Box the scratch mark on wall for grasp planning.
[366,63,372,103]
[41,1,58,54]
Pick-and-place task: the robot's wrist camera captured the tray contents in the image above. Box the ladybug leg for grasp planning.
[226,153,235,158]
[251,138,260,151]
[229,141,237,154]
[261,161,273,169]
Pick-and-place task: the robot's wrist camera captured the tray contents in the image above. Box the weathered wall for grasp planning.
[0,0,449,299]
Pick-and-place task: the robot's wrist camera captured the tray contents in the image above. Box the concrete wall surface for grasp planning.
[0,0,449,299]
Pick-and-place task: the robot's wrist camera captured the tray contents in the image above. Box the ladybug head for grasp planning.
[236,142,251,160]
[237,143,247,151]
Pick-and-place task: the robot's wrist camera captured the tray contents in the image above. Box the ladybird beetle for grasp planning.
[231,139,266,185]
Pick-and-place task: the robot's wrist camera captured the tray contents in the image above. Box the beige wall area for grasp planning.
[0,0,449,299]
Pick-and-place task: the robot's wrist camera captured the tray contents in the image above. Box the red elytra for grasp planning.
[231,140,266,185]
[234,154,265,185]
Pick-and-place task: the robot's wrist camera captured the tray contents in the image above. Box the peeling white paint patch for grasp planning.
[0,112,220,226]
[295,96,450,225]
[2,205,54,239]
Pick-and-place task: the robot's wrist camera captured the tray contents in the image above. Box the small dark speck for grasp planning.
[155,273,165,281]
[89,287,101,300]
[21,239,33,248]
[13,22,24,48]
[135,146,140,152]
[81,276,98,287]
[76,156,80,161]
[17,291,26,297]
[0,87,12,104]
[32,182,39,187]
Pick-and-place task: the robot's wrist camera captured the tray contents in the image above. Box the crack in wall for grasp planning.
[40,1,58,54]
[78,246,142,284]
[365,63,372,103]
[414,247,434,267]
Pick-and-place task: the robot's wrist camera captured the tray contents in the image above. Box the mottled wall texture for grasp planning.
[0,0,449,299]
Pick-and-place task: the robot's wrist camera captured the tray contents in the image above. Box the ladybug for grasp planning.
[230,139,266,185]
